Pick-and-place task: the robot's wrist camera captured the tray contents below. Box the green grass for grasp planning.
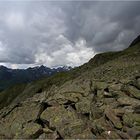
[0,83,26,109]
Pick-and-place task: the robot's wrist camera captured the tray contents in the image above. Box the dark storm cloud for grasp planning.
[62,1,140,52]
[0,1,140,68]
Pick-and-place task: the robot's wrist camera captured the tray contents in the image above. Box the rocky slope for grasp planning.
[0,36,140,139]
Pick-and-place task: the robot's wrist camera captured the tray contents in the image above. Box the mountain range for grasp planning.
[0,35,140,139]
[0,65,71,91]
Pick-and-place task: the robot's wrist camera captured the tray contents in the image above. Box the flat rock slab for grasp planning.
[0,102,41,138]
[105,107,122,129]
[41,105,78,128]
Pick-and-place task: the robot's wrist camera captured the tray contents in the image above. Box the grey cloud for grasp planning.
[62,1,140,52]
[0,1,140,68]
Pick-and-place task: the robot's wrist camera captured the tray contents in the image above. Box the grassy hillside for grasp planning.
[0,84,26,109]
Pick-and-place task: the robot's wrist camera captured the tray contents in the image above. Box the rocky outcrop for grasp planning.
[0,76,140,139]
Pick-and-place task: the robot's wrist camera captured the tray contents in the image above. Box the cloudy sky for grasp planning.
[0,1,140,69]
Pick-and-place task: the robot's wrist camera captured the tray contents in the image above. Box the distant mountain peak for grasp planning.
[0,65,8,69]
[39,65,46,69]
[52,65,72,70]
[0,65,72,91]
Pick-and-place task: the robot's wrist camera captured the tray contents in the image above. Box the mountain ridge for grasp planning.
[0,65,71,91]
[0,35,140,139]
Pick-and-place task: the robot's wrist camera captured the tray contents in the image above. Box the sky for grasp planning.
[0,1,140,69]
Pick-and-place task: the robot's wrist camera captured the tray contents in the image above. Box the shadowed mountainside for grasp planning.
[0,65,71,92]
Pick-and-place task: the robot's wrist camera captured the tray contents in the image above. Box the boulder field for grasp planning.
[0,76,140,139]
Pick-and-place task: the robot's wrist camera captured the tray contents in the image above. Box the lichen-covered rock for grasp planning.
[68,128,95,139]
[47,92,82,105]
[25,91,47,103]
[126,127,140,139]
[133,105,140,113]
[127,77,140,90]
[14,122,42,139]
[0,102,41,138]
[122,84,140,99]
[91,103,104,120]
[108,83,122,91]
[136,77,140,89]
[91,117,113,134]
[103,98,119,108]
[61,92,82,102]
[116,131,131,139]
[94,81,108,90]
[40,105,79,129]
[59,119,86,138]
[0,103,21,119]
[40,105,91,138]
[103,90,118,98]
[75,95,93,114]
[103,98,116,104]
[113,109,125,117]
[38,131,59,139]
[105,107,123,129]
[117,96,140,107]
[75,100,91,114]
[123,113,140,127]
[99,131,121,139]
[57,79,92,96]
